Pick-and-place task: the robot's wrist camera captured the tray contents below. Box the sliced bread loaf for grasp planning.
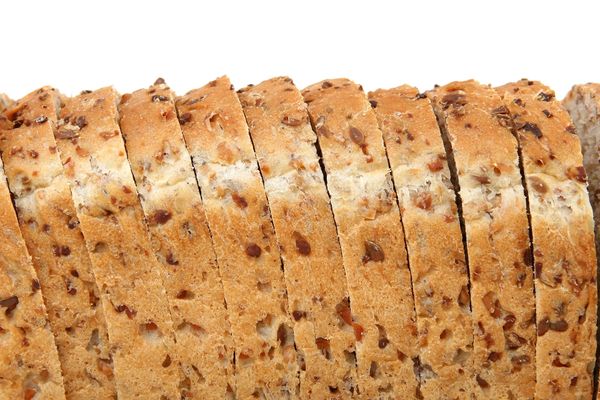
[429,80,536,399]
[118,79,235,399]
[369,85,476,398]
[176,76,300,399]
[0,87,116,399]
[302,79,420,399]
[238,76,358,398]
[498,80,597,399]
[54,88,180,399]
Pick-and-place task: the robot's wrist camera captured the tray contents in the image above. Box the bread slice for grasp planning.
[368,86,476,398]
[0,87,116,399]
[176,76,300,398]
[238,77,358,398]
[118,79,235,399]
[564,84,600,261]
[54,88,180,399]
[498,80,597,399]
[0,128,66,399]
[302,79,420,399]
[429,80,536,399]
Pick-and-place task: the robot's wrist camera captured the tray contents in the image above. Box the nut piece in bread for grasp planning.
[302,78,420,399]
[369,85,476,398]
[238,76,358,398]
[119,79,235,399]
[0,87,116,399]
[429,80,536,399]
[54,87,180,400]
[176,76,300,399]
[499,80,597,399]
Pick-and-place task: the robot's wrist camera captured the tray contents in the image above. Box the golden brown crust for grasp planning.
[54,87,180,399]
[369,86,476,399]
[0,87,116,399]
[238,77,357,398]
[176,76,300,399]
[498,80,597,399]
[429,80,536,399]
[0,107,66,400]
[302,79,419,399]
[118,80,235,399]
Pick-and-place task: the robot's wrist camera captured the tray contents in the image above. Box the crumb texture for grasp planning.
[0,87,117,399]
[500,80,597,399]
[430,80,536,399]
[369,86,476,399]
[302,78,419,399]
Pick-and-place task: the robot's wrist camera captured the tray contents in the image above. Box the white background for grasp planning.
[1,1,599,100]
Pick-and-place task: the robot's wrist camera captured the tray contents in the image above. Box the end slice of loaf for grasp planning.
[564,83,600,262]
[176,76,300,399]
[499,80,597,399]
[54,88,180,399]
[118,80,235,399]
[429,80,536,399]
[238,76,358,398]
[0,87,116,399]
[0,121,65,400]
[302,79,420,399]
[369,86,476,398]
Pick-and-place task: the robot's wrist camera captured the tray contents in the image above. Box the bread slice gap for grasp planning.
[0,102,66,399]
[238,76,359,397]
[498,80,598,399]
[429,80,536,399]
[54,88,181,399]
[302,78,420,399]
[369,86,476,398]
[176,76,300,399]
[118,79,235,399]
[0,87,117,399]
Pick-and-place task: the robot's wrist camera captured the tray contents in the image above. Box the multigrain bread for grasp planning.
[238,77,358,398]
[118,79,235,399]
[302,79,420,399]
[0,87,116,399]
[498,80,598,399]
[429,80,536,399]
[0,93,12,112]
[176,76,300,399]
[54,87,181,399]
[0,137,66,399]
[368,86,476,399]
[564,84,600,262]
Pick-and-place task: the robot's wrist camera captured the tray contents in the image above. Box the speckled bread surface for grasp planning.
[118,79,235,399]
[238,76,358,399]
[369,86,476,399]
[55,87,180,400]
[429,80,536,400]
[0,103,66,399]
[498,80,597,399]
[0,87,116,399]
[302,79,419,400]
[176,76,300,399]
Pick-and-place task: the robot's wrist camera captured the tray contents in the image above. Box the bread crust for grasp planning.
[0,87,116,399]
[498,80,597,399]
[118,80,235,399]
[54,87,180,399]
[369,86,476,399]
[238,76,358,398]
[429,80,536,399]
[0,110,66,400]
[302,79,419,399]
[176,76,300,399]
